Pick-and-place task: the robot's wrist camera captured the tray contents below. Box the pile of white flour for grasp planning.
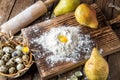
[31,26,94,66]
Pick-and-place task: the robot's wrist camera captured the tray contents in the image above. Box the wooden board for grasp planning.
[21,4,120,80]
[0,0,15,25]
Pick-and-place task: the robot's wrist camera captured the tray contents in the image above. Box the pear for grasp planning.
[54,0,80,16]
[75,3,98,28]
[84,48,109,80]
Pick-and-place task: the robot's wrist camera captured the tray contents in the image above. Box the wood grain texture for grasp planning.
[0,0,15,25]
[81,0,94,4]
[0,0,120,80]
[95,0,114,20]
[21,4,120,80]
[9,0,34,19]
[112,0,120,18]
[108,52,120,80]
[108,0,120,80]
[109,15,120,25]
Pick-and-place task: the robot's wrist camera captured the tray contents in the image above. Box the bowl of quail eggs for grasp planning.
[0,40,33,78]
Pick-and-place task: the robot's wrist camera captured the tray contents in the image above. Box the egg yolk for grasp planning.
[22,46,29,53]
[58,35,68,43]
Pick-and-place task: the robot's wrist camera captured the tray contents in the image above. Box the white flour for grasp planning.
[31,26,94,66]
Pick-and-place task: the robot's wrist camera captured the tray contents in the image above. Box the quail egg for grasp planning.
[22,55,29,63]
[0,65,8,73]
[9,67,16,74]
[3,47,14,54]
[2,54,11,62]
[12,50,23,57]
[9,58,15,62]
[0,50,4,58]
[74,71,83,77]
[16,63,24,70]
[0,60,5,66]
[6,58,15,67]
[16,45,23,51]
[70,75,78,80]
[15,57,23,63]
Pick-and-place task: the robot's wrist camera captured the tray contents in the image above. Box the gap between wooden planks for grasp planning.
[21,4,120,80]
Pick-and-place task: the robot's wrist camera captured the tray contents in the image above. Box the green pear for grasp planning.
[54,0,80,16]
[84,48,109,80]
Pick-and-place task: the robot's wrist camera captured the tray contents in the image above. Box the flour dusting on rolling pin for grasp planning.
[0,0,55,35]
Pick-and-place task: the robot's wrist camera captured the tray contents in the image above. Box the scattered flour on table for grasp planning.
[31,26,95,66]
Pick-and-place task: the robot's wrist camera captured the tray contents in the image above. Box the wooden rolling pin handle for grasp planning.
[0,0,55,36]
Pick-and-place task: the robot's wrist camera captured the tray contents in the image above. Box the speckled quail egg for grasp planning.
[12,50,23,57]
[9,58,14,61]
[0,50,4,58]
[16,63,24,70]
[2,47,14,54]
[6,58,15,67]
[2,54,11,62]
[0,60,5,66]
[15,57,23,63]
[16,45,23,51]
[9,67,16,74]
[70,75,78,80]
[0,65,8,73]
[22,55,29,63]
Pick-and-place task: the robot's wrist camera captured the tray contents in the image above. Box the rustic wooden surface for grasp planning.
[0,0,120,80]
[21,3,120,79]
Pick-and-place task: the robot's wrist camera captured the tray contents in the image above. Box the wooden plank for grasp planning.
[112,0,120,18]
[9,0,34,19]
[95,0,114,20]
[48,66,84,80]
[0,0,15,25]
[108,0,120,80]
[109,15,120,25]
[81,0,94,4]
[21,4,120,80]
[95,0,120,80]
[108,52,120,80]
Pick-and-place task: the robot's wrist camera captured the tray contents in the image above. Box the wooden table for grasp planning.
[0,0,120,80]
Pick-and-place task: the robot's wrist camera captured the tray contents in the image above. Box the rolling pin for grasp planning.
[0,0,55,36]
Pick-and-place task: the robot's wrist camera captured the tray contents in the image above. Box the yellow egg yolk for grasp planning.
[58,35,68,43]
[22,46,29,54]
